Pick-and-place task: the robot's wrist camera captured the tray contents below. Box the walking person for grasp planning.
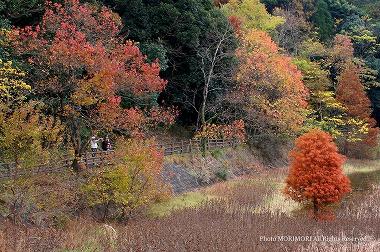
[101,136,112,151]
[90,136,102,156]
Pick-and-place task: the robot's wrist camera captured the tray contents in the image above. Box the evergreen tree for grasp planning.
[312,0,334,41]
[100,0,238,126]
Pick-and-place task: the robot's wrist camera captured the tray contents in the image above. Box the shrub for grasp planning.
[0,172,80,225]
[82,138,171,221]
[0,103,63,224]
[215,169,228,181]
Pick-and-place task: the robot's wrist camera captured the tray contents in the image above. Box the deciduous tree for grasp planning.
[221,0,283,32]
[273,3,311,55]
[10,0,172,160]
[0,101,62,223]
[0,102,62,169]
[226,30,308,139]
[336,64,372,120]
[0,58,30,105]
[336,63,379,155]
[284,129,351,219]
[196,20,237,128]
[98,0,237,126]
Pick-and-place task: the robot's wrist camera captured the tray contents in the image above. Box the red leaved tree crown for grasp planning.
[284,129,351,219]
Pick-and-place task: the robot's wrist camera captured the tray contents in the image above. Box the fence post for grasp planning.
[189,139,192,153]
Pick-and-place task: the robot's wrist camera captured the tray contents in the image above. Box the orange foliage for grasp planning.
[230,30,308,136]
[95,97,178,137]
[10,0,175,150]
[195,120,246,141]
[284,129,351,218]
[336,64,371,120]
[336,64,379,149]
[228,16,243,35]
[332,34,354,62]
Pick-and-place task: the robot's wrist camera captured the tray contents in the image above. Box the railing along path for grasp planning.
[0,138,240,179]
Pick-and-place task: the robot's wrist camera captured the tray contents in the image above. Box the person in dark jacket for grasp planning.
[101,136,112,151]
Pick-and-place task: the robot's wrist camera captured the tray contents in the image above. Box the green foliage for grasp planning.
[215,169,228,181]
[325,0,360,19]
[311,0,335,41]
[222,0,284,31]
[354,58,380,88]
[348,0,380,19]
[148,192,211,217]
[294,57,370,142]
[210,148,225,159]
[82,167,136,220]
[293,58,330,91]
[261,0,291,11]
[304,112,369,142]
[100,0,237,125]
[339,14,378,57]
[0,0,45,26]
[139,41,169,71]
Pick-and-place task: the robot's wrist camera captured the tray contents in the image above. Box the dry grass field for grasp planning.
[1,160,379,252]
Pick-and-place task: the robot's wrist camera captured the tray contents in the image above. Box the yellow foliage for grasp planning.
[222,0,284,32]
[0,102,62,166]
[0,58,31,104]
[82,138,170,220]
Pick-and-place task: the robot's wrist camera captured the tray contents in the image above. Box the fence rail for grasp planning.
[158,138,239,156]
[0,138,240,179]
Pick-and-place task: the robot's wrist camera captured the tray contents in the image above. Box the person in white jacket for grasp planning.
[90,136,102,153]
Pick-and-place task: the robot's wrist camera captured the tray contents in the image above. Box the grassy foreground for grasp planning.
[1,160,380,251]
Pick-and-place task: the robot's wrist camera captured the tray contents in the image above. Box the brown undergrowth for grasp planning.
[1,161,379,252]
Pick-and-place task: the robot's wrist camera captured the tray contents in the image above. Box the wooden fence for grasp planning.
[0,138,240,179]
[158,138,240,156]
[0,151,116,179]
[0,155,73,179]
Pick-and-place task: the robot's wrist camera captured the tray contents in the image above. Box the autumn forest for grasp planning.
[1,0,380,251]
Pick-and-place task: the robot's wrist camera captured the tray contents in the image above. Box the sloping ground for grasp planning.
[161,145,264,194]
[161,164,201,194]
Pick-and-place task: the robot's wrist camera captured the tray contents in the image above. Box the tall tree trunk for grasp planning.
[198,29,228,128]
[200,87,208,126]
[70,119,84,172]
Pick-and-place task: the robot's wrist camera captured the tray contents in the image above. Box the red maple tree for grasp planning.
[10,0,176,156]
[284,129,351,219]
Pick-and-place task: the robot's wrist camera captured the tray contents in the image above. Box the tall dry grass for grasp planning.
[1,164,379,251]
[1,182,379,252]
